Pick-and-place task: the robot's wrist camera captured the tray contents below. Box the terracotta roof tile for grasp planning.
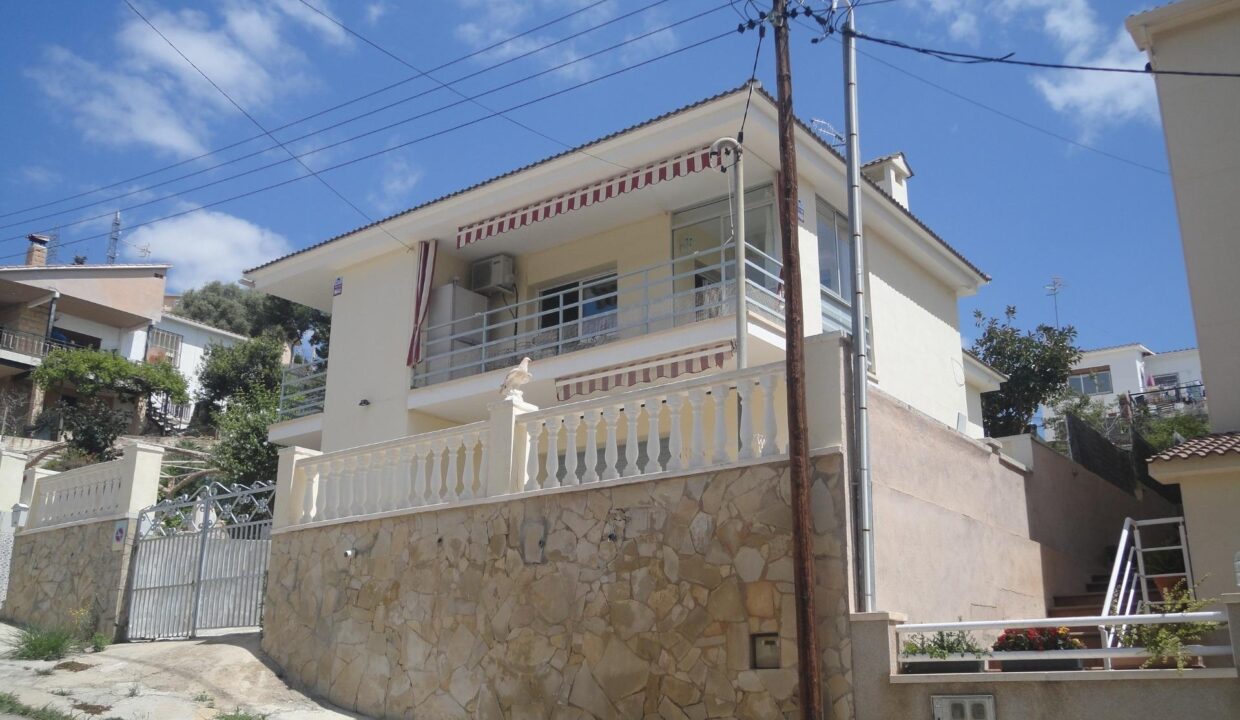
[1149,432,1240,462]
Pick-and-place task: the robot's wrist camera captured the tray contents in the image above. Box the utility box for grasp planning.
[471,254,515,296]
[932,695,995,720]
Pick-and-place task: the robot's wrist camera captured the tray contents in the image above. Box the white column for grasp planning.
[666,394,685,472]
[485,396,538,497]
[687,388,707,469]
[562,415,581,486]
[117,441,166,517]
[275,446,321,530]
[601,407,621,481]
[712,384,730,465]
[622,402,641,477]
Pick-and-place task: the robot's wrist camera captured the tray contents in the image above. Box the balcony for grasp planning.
[1128,382,1207,419]
[0,327,75,362]
[411,244,849,390]
[278,360,327,421]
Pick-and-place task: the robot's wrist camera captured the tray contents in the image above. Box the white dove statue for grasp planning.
[500,357,533,400]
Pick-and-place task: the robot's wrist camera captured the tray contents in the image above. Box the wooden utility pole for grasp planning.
[771,1,824,717]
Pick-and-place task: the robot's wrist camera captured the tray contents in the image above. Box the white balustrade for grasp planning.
[24,442,166,530]
[283,363,788,529]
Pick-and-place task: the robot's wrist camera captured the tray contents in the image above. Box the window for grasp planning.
[1152,372,1179,388]
[537,273,618,340]
[1068,368,1113,395]
[816,196,853,301]
[146,327,183,367]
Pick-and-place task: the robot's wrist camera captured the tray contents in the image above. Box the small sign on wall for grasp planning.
[112,520,128,549]
[333,277,344,296]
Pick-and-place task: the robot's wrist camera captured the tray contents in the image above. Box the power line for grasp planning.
[296,0,631,171]
[851,30,1240,78]
[736,23,766,139]
[0,0,617,219]
[793,17,1169,176]
[125,0,412,252]
[1,4,729,242]
[0,25,736,261]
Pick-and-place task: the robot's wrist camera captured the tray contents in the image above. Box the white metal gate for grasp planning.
[126,482,274,640]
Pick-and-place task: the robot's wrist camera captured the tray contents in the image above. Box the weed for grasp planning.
[215,712,267,720]
[89,634,109,653]
[50,690,70,697]
[127,685,140,698]
[34,668,53,677]
[0,690,81,720]
[192,691,213,703]
[12,626,76,661]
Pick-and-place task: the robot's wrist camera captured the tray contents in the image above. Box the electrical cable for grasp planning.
[737,23,766,140]
[1,4,731,242]
[296,0,632,171]
[0,0,617,219]
[0,25,736,261]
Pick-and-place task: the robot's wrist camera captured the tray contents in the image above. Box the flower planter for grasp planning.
[901,660,986,675]
[997,658,1083,672]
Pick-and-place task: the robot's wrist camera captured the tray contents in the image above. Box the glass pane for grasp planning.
[582,277,618,317]
[1068,376,1084,395]
[816,198,841,293]
[1094,371,1113,394]
[837,212,853,300]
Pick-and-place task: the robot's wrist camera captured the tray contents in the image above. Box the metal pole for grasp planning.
[771,2,824,718]
[710,137,748,369]
[188,490,212,638]
[843,3,876,614]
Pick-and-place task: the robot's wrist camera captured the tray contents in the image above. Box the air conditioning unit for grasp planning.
[933,695,995,720]
[471,254,515,295]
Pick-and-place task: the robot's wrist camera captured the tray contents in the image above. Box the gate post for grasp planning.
[188,488,213,639]
[276,446,320,530]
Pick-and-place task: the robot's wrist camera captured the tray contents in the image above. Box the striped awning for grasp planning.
[555,341,735,402]
[457,146,718,248]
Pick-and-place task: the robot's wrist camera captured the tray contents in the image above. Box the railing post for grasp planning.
[21,466,57,529]
[275,446,321,530]
[0,449,28,516]
[486,395,538,497]
[1223,594,1240,667]
[117,441,166,518]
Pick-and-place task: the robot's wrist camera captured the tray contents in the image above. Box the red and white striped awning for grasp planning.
[555,341,735,402]
[457,146,718,248]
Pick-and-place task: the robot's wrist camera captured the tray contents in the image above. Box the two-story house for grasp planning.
[0,237,245,434]
[249,85,991,453]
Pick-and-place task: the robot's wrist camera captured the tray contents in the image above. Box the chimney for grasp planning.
[25,234,50,267]
[861,152,914,210]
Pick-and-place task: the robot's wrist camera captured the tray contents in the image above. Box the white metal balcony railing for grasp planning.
[1128,382,1207,418]
[0,327,75,359]
[279,360,327,421]
[411,244,851,388]
[896,612,1233,671]
[284,362,788,528]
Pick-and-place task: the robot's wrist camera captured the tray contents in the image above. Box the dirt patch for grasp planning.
[72,701,111,715]
[53,661,94,672]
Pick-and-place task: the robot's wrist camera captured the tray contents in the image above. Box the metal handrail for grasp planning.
[1098,516,1194,668]
[279,360,328,420]
[0,327,76,358]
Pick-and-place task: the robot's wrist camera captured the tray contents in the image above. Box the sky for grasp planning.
[0,0,1193,353]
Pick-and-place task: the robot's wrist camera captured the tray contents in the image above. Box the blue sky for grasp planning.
[0,0,1190,352]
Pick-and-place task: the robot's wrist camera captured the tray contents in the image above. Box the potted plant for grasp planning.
[1119,580,1220,672]
[1142,550,1187,597]
[992,627,1084,671]
[900,631,988,674]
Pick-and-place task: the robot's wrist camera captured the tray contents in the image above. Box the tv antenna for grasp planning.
[1045,276,1066,328]
[811,118,845,147]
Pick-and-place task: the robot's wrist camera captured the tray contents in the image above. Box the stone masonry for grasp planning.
[262,453,852,719]
[2,518,138,639]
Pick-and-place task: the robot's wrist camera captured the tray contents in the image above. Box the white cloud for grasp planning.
[1031,27,1157,139]
[26,1,346,159]
[16,165,62,187]
[365,3,390,25]
[123,207,292,291]
[369,154,422,215]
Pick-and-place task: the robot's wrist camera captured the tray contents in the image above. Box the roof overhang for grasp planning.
[1127,0,1240,50]
[963,351,1006,391]
[246,87,987,309]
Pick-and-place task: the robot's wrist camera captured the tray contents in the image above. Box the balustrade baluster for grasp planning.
[525,420,543,491]
[687,388,707,469]
[737,379,756,460]
[477,430,490,496]
[712,383,731,465]
[759,373,780,456]
[460,433,478,500]
[562,416,581,485]
[399,445,415,509]
[414,444,430,506]
[369,448,388,514]
[601,406,621,481]
[582,412,600,483]
[297,465,315,523]
[351,455,369,517]
[545,416,562,488]
[320,461,337,519]
[445,437,461,500]
[666,393,685,472]
[430,440,445,502]
[643,398,661,473]
[622,402,641,477]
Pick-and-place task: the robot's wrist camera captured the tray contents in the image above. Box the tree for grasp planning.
[195,336,284,420]
[210,389,279,484]
[38,399,130,461]
[174,281,264,336]
[970,306,1081,438]
[33,349,189,406]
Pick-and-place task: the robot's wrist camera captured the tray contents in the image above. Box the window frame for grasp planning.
[1068,368,1114,396]
[146,327,184,368]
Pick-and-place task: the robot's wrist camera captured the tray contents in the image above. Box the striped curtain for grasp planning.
[406,239,438,367]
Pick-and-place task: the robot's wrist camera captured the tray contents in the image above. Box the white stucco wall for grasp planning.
[155,315,245,398]
[865,232,969,430]
[1144,348,1203,387]
[52,313,128,356]
[1131,1,1240,431]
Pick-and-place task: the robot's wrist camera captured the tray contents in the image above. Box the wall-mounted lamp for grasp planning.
[358,399,371,407]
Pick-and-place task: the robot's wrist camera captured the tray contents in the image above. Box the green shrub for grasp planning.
[0,692,80,720]
[901,630,988,659]
[89,633,109,653]
[11,626,76,661]
[1119,580,1220,671]
[215,711,267,720]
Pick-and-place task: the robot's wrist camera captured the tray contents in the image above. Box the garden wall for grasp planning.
[262,453,854,719]
[1,517,137,638]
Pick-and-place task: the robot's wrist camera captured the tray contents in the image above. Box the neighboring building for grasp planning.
[962,348,1005,438]
[1128,0,1240,432]
[247,85,991,452]
[1042,343,1207,439]
[0,237,244,432]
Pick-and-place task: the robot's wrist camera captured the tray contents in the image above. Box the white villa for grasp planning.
[250,85,993,453]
